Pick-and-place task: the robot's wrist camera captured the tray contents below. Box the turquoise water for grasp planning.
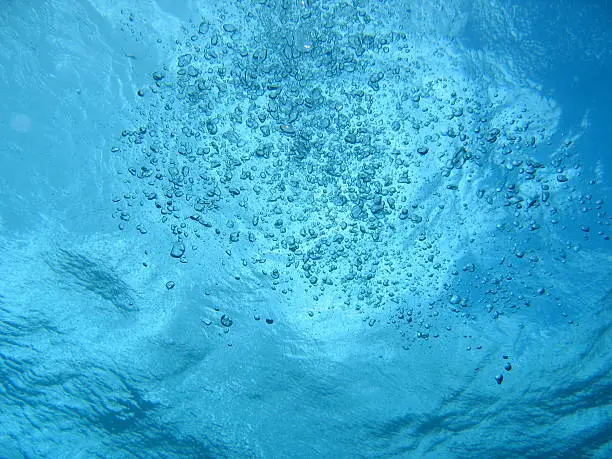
[1,1,610,457]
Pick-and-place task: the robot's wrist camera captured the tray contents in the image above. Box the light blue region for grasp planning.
[0,1,610,458]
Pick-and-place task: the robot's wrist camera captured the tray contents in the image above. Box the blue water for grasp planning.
[1,1,611,457]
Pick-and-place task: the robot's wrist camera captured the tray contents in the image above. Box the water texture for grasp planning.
[0,0,611,457]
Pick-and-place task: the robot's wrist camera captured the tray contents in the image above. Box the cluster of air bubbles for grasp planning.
[495,354,513,385]
[111,0,610,351]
